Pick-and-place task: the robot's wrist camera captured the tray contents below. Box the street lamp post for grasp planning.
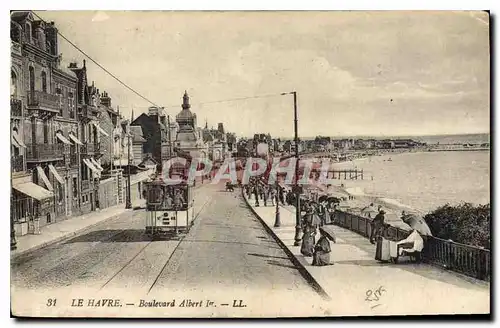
[291,91,302,246]
[274,180,281,227]
[281,91,302,246]
[125,132,132,209]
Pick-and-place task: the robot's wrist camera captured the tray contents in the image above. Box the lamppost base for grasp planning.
[274,211,281,227]
[125,201,132,209]
[293,225,302,246]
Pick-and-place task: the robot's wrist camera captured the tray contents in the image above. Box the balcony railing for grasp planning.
[27,91,59,112]
[11,155,24,173]
[81,142,101,154]
[10,98,22,117]
[25,143,65,162]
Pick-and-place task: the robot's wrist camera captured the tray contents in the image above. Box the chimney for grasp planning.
[100,90,111,108]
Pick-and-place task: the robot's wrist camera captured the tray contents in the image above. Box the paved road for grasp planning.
[11,182,320,305]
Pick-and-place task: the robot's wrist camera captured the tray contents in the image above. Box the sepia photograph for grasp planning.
[9,9,490,318]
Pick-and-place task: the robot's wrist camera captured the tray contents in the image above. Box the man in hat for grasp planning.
[370,209,386,244]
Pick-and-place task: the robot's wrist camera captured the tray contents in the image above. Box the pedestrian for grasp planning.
[312,228,335,266]
[370,209,386,244]
[300,224,316,257]
[318,200,328,226]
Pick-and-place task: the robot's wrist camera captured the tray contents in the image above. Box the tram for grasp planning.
[144,178,195,237]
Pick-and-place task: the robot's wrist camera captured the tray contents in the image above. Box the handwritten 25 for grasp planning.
[365,286,386,302]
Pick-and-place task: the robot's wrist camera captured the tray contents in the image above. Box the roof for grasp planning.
[130,125,146,143]
[176,108,195,121]
[53,66,77,80]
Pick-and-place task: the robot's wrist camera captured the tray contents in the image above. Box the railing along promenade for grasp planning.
[334,210,491,281]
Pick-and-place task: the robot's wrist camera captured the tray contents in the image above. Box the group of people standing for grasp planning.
[299,199,338,266]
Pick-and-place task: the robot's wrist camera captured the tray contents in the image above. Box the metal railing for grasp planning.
[334,210,490,281]
[25,143,65,162]
[423,237,491,281]
[27,91,59,111]
[11,155,24,172]
[10,98,22,117]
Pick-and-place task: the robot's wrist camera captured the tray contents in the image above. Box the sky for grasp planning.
[35,11,490,138]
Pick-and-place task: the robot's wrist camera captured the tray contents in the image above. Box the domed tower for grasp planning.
[176,91,197,131]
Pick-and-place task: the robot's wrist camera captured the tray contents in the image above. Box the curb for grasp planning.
[241,189,331,301]
[11,208,135,261]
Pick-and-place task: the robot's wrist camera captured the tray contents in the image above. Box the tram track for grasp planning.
[97,196,213,293]
[146,197,212,294]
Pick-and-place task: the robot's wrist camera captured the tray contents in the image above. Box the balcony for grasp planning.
[81,142,101,155]
[27,90,59,113]
[11,41,22,56]
[11,98,22,117]
[25,143,65,162]
[11,155,24,173]
[78,105,99,122]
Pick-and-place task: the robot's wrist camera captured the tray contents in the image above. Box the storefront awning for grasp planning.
[48,164,64,184]
[13,182,53,201]
[12,131,26,148]
[92,122,109,137]
[36,166,53,191]
[56,133,72,145]
[69,134,84,146]
[90,157,104,171]
[83,158,101,177]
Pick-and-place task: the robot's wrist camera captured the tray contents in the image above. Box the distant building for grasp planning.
[131,106,171,165]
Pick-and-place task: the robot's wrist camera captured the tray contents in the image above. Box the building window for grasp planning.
[68,91,75,119]
[24,23,31,43]
[81,161,89,181]
[41,71,47,93]
[56,85,63,116]
[43,121,49,144]
[29,66,35,93]
[11,23,21,43]
[11,70,18,98]
[72,177,78,199]
[57,184,64,204]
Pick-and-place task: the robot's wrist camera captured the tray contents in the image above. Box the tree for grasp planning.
[424,203,490,249]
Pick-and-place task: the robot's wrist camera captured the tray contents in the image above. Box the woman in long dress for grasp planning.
[301,224,316,257]
[312,229,334,266]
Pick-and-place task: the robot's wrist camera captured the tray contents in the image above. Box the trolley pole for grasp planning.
[292,91,302,246]
[125,132,132,209]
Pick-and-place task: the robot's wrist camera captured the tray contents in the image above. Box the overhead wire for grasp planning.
[21,11,292,114]
[28,11,162,108]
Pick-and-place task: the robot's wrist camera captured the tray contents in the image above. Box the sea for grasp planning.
[331,149,490,214]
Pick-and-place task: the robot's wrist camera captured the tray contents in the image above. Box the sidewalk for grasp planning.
[243,193,490,316]
[11,202,142,259]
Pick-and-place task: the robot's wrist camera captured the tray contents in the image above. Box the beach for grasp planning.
[305,150,490,230]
